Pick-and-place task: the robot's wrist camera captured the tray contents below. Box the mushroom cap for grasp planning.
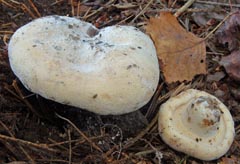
[8,15,159,115]
[158,89,235,161]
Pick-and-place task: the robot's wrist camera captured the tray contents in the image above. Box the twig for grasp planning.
[131,0,154,23]
[3,34,10,46]
[112,3,137,9]
[0,140,20,160]
[83,7,104,19]
[82,7,92,20]
[157,83,191,104]
[76,1,81,17]
[27,0,41,17]
[48,138,84,147]
[36,159,79,164]
[123,112,159,149]
[56,113,103,152]
[21,3,37,18]
[196,0,240,8]
[0,134,58,152]
[204,12,234,40]
[6,0,20,4]
[151,8,213,13]
[48,138,70,151]
[234,140,240,149]
[50,0,64,6]
[171,83,192,97]
[116,15,134,25]
[68,129,72,164]
[48,138,81,156]
[4,83,22,101]
[145,83,164,119]
[135,149,156,156]
[0,120,35,163]
[0,0,17,8]
[103,124,123,159]
[234,116,240,122]
[0,22,13,27]
[83,0,116,20]
[71,0,75,16]
[6,0,37,18]
[11,80,43,118]
[170,0,178,8]
[149,123,158,133]
[141,138,163,164]
[0,31,14,34]
[48,135,104,147]
[174,0,196,17]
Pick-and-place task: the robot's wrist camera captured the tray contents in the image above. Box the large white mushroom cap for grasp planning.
[158,89,235,161]
[8,15,159,115]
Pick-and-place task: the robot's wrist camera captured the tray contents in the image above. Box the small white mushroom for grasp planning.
[158,89,235,161]
[8,15,159,115]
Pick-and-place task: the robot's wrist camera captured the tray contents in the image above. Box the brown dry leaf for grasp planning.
[146,12,206,83]
[216,11,240,51]
[220,50,240,82]
[191,0,240,26]
[206,71,226,82]
[219,156,239,164]
[192,2,226,26]
[230,86,240,101]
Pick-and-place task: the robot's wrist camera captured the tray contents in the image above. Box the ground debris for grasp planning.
[216,10,240,51]
[220,50,240,82]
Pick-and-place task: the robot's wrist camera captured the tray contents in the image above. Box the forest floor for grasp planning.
[0,0,240,164]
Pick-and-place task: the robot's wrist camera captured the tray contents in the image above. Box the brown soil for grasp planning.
[0,0,239,164]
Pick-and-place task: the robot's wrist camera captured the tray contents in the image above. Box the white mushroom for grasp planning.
[8,15,159,115]
[158,89,235,161]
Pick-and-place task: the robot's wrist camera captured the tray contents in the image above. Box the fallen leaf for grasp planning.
[192,3,226,26]
[191,0,240,26]
[219,156,239,164]
[216,11,240,51]
[220,50,240,82]
[146,12,206,83]
[230,86,240,101]
[5,162,28,164]
[214,89,225,98]
[206,71,225,82]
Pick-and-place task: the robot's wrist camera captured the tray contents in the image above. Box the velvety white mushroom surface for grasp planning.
[158,89,235,161]
[8,15,159,115]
